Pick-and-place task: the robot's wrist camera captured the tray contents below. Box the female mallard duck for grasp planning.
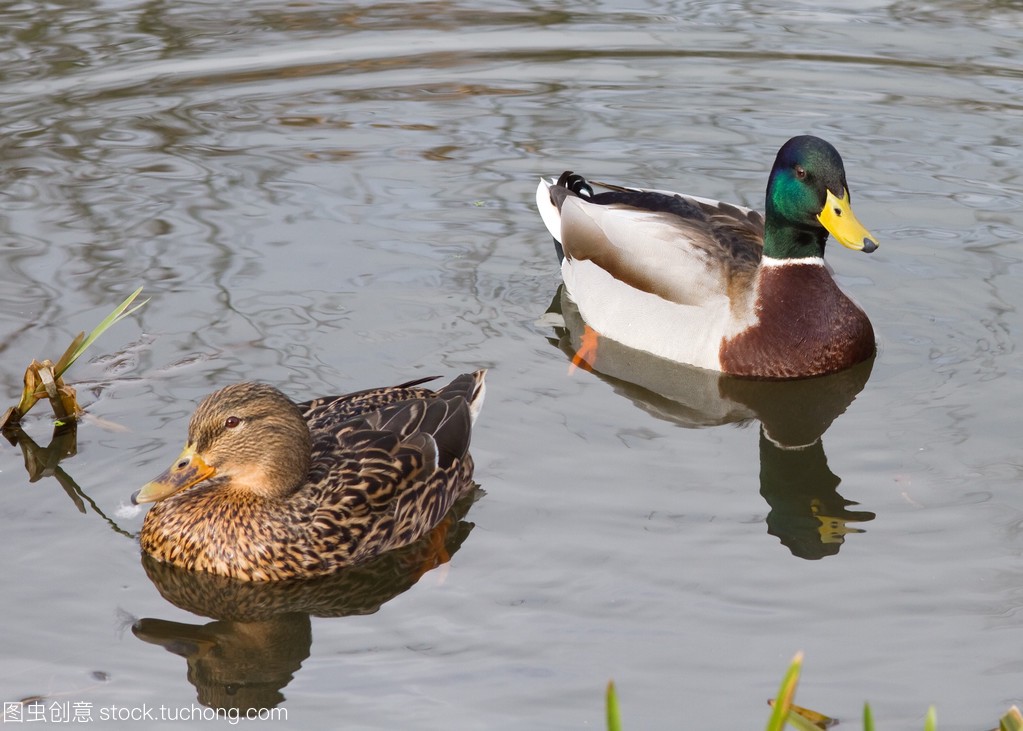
[535,135,880,379]
[131,371,486,582]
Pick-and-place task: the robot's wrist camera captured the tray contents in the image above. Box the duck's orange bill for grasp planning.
[131,444,215,504]
[817,188,878,253]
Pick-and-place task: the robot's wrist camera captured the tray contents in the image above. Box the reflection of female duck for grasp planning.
[135,613,309,712]
[132,372,486,581]
[537,136,879,378]
[134,491,478,711]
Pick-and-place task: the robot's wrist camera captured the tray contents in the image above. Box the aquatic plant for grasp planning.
[606,653,1023,730]
[0,287,147,429]
[606,681,622,731]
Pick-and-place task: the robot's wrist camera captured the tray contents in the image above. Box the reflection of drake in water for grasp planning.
[134,490,479,711]
[759,432,874,560]
[545,286,874,559]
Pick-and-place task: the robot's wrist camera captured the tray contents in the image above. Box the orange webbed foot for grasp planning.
[568,325,599,374]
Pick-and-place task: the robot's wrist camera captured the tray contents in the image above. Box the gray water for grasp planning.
[2,1,1023,728]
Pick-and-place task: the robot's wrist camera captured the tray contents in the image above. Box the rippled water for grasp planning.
[3,1,1023,728]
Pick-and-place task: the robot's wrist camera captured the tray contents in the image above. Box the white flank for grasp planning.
[562,257,732,371]
[535,178,562,240]
[537,177,766,371]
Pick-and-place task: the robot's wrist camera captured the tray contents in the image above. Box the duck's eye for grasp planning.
[224,416,241,429]
[794,165,807,180]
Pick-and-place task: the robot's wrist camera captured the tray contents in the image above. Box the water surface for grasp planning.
[3,1,1023,728]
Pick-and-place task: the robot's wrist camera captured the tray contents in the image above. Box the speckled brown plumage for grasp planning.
[135,371,486,582]
[138,489,480,622]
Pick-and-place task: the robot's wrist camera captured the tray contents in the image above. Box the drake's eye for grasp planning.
[224,416,241,429]
[794,165,807,180]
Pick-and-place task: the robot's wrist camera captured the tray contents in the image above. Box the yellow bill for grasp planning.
[131,443,215,504]
[817,188,878,253]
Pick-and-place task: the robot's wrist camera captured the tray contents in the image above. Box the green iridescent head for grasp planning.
[763,135,878,260]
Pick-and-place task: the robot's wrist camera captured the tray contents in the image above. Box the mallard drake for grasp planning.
[535,135,879,379]
[131,371,486,581]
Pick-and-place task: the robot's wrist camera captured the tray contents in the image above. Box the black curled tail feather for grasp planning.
[555,171,594,199]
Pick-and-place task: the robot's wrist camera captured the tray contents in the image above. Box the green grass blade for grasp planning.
[1001,706,1023,731]
[863,702,875,731]
[53,286,147,378]
[766,652,803,731]
[606,681,622,731]
[923,705,937,731]
[52,332,86,378]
